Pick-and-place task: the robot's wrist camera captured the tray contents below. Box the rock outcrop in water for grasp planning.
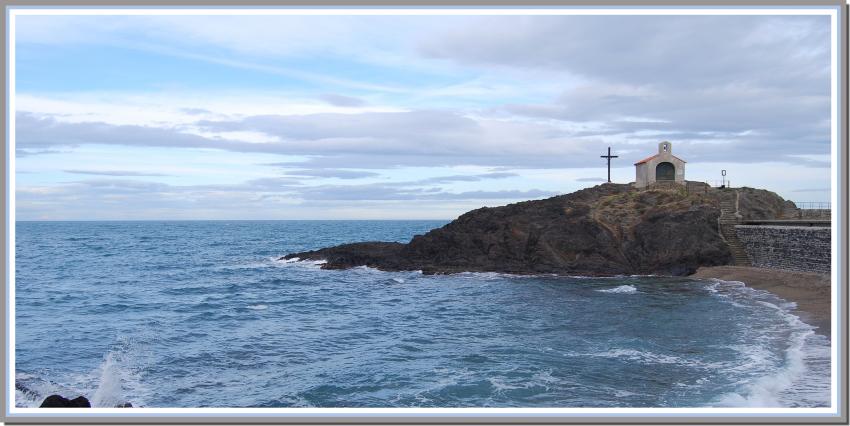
[38,394,133,408]
[40,395,91,408]
[282,183,793,276]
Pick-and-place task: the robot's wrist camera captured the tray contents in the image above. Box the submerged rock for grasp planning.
[40,395,91,408]
[282,183,790,276]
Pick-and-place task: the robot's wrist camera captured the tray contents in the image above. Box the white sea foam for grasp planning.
[594,349,683,365]
[704,280,832,408]
[596,285,638,294]
[217,256,328,271]
[272,257,327,269]
[453,271,557,280]
[455,271,504,280]
[14,372,76,408]
[714,329,816,407]
[15,335,155,408]
[488,377,523,392]
[247,304,268,310]
[91,352,124,408]
[88,336,153,408]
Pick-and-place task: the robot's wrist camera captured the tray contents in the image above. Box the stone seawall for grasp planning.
[735,225,831,274]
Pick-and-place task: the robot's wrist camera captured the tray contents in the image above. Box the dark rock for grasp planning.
[282,183,790,276]
[282,242,406,270]
[116,402,133,408]
[40,395,91,408]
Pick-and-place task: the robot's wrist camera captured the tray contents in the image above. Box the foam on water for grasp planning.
[274,257,327,268]
[217,256,331,271]
[14,373,77,408]
[90,337,152,408]
[16,336,152,408]
[593,349,684,365]
[91,352,124,407]
[247,304,269,310]
[596,285,638,294]
[707,279,831,408]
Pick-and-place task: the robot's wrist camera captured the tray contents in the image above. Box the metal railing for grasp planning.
[788,201,831,219]
[794,202,831,210]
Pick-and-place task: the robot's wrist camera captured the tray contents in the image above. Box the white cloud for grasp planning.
[13,13,833,219]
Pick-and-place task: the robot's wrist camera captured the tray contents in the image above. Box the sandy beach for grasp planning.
[692,266,832,336]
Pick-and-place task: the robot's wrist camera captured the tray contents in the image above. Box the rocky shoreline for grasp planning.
[282,183,832,336]
[283,182,793,277]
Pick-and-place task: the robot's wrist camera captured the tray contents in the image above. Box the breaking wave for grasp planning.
[596,285,638,294]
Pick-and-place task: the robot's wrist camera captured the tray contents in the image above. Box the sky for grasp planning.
[13,12,834,220]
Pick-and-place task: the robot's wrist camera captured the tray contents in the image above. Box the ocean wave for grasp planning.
[706,284,832,408]
[90,336,152,408]
[247,304,268,310]
[14,373,77,408]
[448,271,564,280]
[217,257,328,271]
[596,285,638,294]
[15,335,153,408]
[280,257,327,266]
[576,348,685,365]
[714,329,818,407]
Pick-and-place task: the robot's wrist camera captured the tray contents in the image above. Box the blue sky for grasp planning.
[13,12,833,220]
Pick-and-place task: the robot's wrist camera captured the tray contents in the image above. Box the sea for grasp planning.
[13,220,832,408]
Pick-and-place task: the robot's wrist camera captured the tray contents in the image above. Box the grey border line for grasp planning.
[0,0,844,5]
[3,1,10,424]
[1,0,847,424]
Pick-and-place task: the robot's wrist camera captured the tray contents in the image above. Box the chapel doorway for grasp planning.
[656,162,675,181]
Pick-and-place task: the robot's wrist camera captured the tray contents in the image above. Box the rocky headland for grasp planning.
[283,182,794,276]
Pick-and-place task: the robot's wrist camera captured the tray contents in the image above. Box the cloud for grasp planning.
[179,107,212,115]
[419,15,829,88]
[414,172,518,184]
[15,175,557,220]
[13,14,832,219]
[16,112,231,150]
[319,94,367,108]
[19,106,830,173]
[14,15,831,173]
[418,15,831,168]
[18,110,588,168]
[63,169,171,177]
[426,189,556,200]
[281,169,380,180]
[15,148,68,157]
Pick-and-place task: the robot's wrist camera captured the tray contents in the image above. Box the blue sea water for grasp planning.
[14,221,831,408]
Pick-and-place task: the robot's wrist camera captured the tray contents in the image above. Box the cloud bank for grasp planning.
[13,13,833,219]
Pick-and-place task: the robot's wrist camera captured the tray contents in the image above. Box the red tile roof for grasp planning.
[634,154,686,165]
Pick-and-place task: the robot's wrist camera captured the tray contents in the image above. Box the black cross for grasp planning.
[600,147,618,183]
